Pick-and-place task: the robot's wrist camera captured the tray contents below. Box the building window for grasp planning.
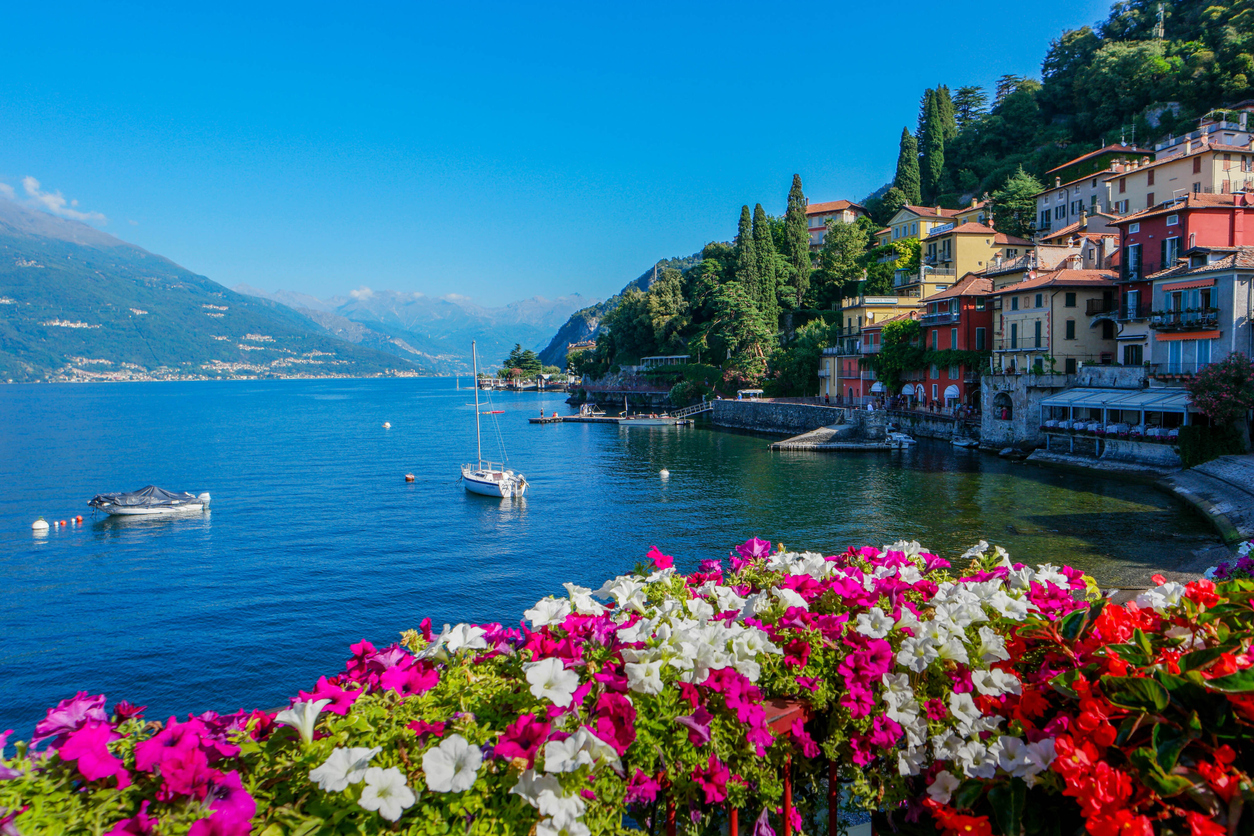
[1199,339,1212,369]
[1011,297,1019,311]
[1193,182,1202,193]
[931,330,938,350]
[949,365,960,379]
[1010,323,1018,349]
[1147,169,1155,186]
[1034,320,1042,349]
[975,328,986,350]
[1193,156,1202,174]
[1065,320,1076,339]
[1129,222,1140,233]
[1119,177,1127,193]
[931,384,938,401]
[1125,243,1142,280]
[1166,213,1179,226]
[1065,292,1076,307]
[1123,344,1143,365]
[1162,236,1181,268]
[1146,193,1154,207]
[1035,293,1043,308]
[975,297,986,310]
[1101,320,1115,340]
[930,365,939,380]
[1065,358,1077,374]
[950,327,957,349]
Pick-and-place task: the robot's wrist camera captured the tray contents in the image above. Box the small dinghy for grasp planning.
[88,485,211,516]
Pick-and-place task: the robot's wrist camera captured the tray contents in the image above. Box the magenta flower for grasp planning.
[31,692,107,747]
[790,718,820,758]
[753,808,775,836]
[592,692,637,755]
[379,661,439,698]
[188,771,255,836]
[692,754,730,804]
[492,714,548,765]
[157,746,219,800]
[113,702,146,722]
[782,639,811,669]
[134,718,207,772]
[731,537,771,570]
[925,699,948,720]
[58,721,130,789]
[626,768,660,804]
[298,676,361,716]
[868,715,903,749]
[105,801,154,836]
[794,676,821,692]
[647,546,674,570]
[407,719,447,742]
[675,706,713,746]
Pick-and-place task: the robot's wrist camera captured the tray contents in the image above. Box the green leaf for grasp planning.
[988,778,1026,836]
[1205,670,1254,693]
[1107,643,1151,666]
[1152,723,1191,772]
[1132,628,1154,659]
[1101,675,1170,712]
[1059,600,1106,642]
[952,779,985,812]
[1049,668,1083,699]
[1179,647,1226,672]
[1129,748,1195,797]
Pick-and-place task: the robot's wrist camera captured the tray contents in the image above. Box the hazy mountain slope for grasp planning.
[0,199,426,382]
[537,255,701,366]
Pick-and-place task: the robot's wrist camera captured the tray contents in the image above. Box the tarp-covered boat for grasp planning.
[88,485,211,516]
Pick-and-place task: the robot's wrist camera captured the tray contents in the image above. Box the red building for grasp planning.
[1108,193,1254,365]
[919,273,993,409]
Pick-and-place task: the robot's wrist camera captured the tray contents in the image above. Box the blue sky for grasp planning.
[0,0,1110,306]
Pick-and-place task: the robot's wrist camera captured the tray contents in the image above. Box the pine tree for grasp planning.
[952,86,988,130]
[782,174,811,310]
[916,88,934,141]
[994,75,1027,106]
[920,90,945,204]
[752,203,780,330]
[936,85,957,143]
[991,166,1045,239]
[893,128,921,205]
[734,204,758,302]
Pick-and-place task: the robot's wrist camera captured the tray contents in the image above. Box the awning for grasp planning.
[943,385,960,399]
[871,382,885,393]
[901,384,914,395]
[1039,387,1193,413]
[1161,278,1216,291]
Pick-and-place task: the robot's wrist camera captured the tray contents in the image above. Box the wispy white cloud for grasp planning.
[349,286,373,300]
[22,176,107,224]
[0,181,14,200]
[127,219,139,226]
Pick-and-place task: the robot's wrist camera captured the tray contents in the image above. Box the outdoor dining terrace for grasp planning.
[1038,387,1191,445]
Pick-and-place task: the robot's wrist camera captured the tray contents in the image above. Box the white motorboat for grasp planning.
[886,431,916,448]
[462,341,528,498]
[620,416,688,427]
[89,485,211,516]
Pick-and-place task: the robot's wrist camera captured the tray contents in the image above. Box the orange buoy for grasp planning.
[76,515,83,523]
[59,520,67,526]
[405,474,415,482]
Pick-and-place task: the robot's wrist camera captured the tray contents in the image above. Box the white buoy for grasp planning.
[32,518,49,532]
[383,422,392,429]
[659,468,670,479]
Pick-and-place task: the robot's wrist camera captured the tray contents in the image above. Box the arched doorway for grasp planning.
[993,392,1013,421]
[943,384,960,410]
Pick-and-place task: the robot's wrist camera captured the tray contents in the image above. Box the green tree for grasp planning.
[990,166,1045,240]
[1187,353,1254,430]
[700,281,774,384]
[646,267,690,355]
[879,186,909,223]
[920,89,946,204]
[764,318,840,397]
[734,205,758,303]
[936,85,957,143]
[501,344,542,376]
[952,86,988,130]
[781,174,812,310]
[994,74,1028,105]
[866,318,925,394]
[893,128,921,205]
[810,216,873,309]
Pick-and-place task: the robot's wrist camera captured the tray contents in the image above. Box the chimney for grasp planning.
[1185,138,1193,154]
[1140,156,1150,167]
[1242,111,1249,131]
[1055,176,1061,188]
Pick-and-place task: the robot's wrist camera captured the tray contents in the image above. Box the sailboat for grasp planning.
[462,341,528,498]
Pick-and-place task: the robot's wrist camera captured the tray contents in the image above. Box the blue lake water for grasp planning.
[0,378,1216,735]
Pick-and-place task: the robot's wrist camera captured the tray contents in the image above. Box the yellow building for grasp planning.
[991,269,1118,374]
[953,199,990,227]
[922,223,1032,282]
[824,294,920,403]
[1104,135,1254,216]
[886,204,962,243]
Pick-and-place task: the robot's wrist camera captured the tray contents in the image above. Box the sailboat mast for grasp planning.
[472,341,483,468]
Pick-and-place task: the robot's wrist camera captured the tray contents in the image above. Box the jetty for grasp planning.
[529,414,623,424]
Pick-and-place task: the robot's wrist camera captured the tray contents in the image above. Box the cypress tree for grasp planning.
[893,128,921,205]
[920,91,945,204]
[752,203,779,329]
[734,205,759,302]
[936,85,957,143]
[782,174,811,308]
[916,88,934,141]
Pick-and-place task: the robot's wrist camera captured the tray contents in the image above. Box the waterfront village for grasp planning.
[566,101,1254,484]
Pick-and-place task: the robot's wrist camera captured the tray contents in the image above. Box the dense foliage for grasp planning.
[1187,353,1254,429]
[5,537,1254,836]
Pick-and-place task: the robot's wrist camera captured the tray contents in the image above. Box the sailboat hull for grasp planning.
[462,466,527,498]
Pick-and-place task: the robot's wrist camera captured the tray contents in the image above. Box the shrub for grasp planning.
[1177,424,1245,468]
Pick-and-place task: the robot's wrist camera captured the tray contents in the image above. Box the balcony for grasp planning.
[861,343,881,355]
[1149,308,1220,331]
[994,337,1048,352]
[1152,361,1213,378]
[860,370,877,380]
[1086,298,1117,316]
[820,347,840,356]
[921,311,959,326]
[817,368,830,378]
[922,266,957,277]
[1117,300,1151,321]
[893,270,917,288]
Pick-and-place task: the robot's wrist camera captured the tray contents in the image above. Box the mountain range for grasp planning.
[0,196,592,381]
[233,286,591,374]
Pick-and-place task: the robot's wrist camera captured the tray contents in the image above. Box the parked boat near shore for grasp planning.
[88,485,211,516]
[462,341,528,498]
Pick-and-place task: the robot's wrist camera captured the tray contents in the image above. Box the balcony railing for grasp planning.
[921,311,959,325]
[861,344,881,354]
[1149,308,1220,331]
[922,266,957,277]
[860,371,877,380]
[820,347,840,356]
[1153,361,1213,377]
[1117,300,1151,321]
[817,369,830,378]
[893,270,916,287]
[994,337,1048,352]
[1086,298,1117,316]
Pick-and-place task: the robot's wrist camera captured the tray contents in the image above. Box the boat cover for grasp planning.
[89,485,198,509]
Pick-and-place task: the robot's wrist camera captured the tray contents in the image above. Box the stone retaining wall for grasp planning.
[712,400,847,435]
[886,410,980,442]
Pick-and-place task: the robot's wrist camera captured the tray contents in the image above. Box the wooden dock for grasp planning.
[529,415,624,425]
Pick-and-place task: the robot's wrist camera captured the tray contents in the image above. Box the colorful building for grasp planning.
[806,200,868,250]
[824,294,919,404]
[922,223,1031,283]
[1034,145,1151,235]
[991,268,1119,374]
[919,273,993,408]
[1102,137,1254,217]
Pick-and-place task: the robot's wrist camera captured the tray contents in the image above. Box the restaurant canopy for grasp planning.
[1039,388,1193,414]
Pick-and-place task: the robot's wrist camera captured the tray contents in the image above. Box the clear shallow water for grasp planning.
[0,378,1215,734]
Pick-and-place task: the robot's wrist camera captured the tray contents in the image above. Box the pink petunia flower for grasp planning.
[58,721,130,789]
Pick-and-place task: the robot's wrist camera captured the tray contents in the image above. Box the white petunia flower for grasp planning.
[898,746,927,776]
[309,746,381,792]
[525,598,575,629]
[542,735,590,774]
[959,541,989,561]
[422,733,483,793]
[855,606,894,639]
[563,583,606,616]
[445,623,488,653]
[1136,581,1187,613]
[537,789,587,829]
[359,766,417,822]
[927,770,961,804]
[525,657,581,707]
[976,626,1010,663]
[509,769,563,805]
[947,692,982,736]
[897,636,939,673]
[686,597,715,622]
[774,587,809,611]
[624,660,664,694]
[936,637,970,665]
[956,741,997,780]
[416,625,451,661]
[1034,563,1069,588]
[880,672,914,708]
[972,668,1022,697]
[537,819,591,836]
[275,699,331,745]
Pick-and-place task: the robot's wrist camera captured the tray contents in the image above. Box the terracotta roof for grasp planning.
[993,268,1116,293]
[806,200,867,216]
[994,232,1033,246]
[925,273,992,301]
[1110,192,1254,225]
[875,227,891,235]
[1097,139,1254,179]
[1045,144,1152,176]
[1146,246,1254,280]
[862,310,918,331]
[900,204,963,220]
[1040,219,1085,242]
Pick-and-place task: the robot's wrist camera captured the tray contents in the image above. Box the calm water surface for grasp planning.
[0,378,1216,734]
